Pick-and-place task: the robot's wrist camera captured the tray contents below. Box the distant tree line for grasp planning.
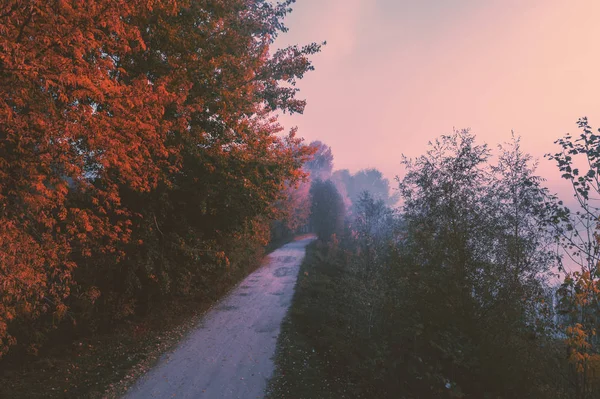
[304,141,399,242]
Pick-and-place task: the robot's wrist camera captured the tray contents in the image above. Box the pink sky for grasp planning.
[276,0,600,200]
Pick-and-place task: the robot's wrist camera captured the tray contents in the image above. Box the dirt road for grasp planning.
[123,236,315,399]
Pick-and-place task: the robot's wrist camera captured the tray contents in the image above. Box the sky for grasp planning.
[274,0,600,200]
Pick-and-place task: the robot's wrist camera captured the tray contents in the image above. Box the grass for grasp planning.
[266,240,575,399]
[266,241,359,399]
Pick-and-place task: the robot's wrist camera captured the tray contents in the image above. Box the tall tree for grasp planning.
[309,179,345,241]
[0,0,320,356]
[398,130,555,397]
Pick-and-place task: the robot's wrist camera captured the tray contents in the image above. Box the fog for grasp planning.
[275,0,600,205]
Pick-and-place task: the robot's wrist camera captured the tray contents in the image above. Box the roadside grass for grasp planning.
[266,241,360,399]
[266,239,572,399]
[1,297,212,399]
[0,248,278,399]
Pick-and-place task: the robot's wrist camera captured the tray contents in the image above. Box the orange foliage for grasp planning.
[0,0,319,356]
[560,270,600,395]
[0,0,168,355]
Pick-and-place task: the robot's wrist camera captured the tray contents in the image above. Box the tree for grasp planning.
[333,168,399,208]
[488,134,555,324]
[271,178,313,242]
[351,192,396,277]
[0,0,320,357]
[344,192,397,341]
[547,117,600,398]
[397,130,555,397]
[304,141,333,180]
[269,131,561,399]
[309,180,345,241]
[1,0,161,356]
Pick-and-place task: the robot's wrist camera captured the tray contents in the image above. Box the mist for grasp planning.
[275,0,600,204]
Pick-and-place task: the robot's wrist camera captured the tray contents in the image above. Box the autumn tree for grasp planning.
[270,176,313,243]
[547,117,600,398]
[0,0,319,357]
[1,0,163,355]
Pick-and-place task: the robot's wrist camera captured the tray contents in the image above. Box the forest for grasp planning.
[2,1,600,399]
[268,127,600,399]
[0,0,319,366]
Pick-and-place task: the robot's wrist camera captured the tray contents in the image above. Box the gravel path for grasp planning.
[123,236,315,399]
